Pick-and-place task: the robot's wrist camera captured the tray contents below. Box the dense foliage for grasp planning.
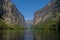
[0,19,8,30]
[0,19,25,30]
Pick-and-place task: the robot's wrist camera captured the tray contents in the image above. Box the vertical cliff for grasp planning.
[33,0,60,25]
[0,0,25,25]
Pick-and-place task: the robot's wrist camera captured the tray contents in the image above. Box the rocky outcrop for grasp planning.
[33,0,60,24]
[0,0,25,25]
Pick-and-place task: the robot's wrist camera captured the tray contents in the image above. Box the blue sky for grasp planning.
[11,0,50,20]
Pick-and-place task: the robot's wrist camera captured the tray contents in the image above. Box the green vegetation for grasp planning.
[11,24,25,30]
[0,19,8,30]
[32,14,60,31]
[0,19,25,30]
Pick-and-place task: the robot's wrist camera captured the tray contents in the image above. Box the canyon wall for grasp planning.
[33,0,60,25]
[0,0,25,25]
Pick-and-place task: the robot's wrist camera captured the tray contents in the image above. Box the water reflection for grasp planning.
[0,30,60,40]
[0,30,24,40]
[34,30,60,40]
[24,30,34,40]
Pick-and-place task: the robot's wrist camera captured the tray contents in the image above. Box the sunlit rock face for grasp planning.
[0,0,25,25]
[33,0,60,25]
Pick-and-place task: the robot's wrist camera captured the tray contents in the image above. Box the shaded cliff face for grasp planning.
[33,0,60,24]
[0,0,25,25]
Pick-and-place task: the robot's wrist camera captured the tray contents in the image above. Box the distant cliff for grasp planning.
[25,20,33,25]
[34,0,60,24]
[0,0,25,25]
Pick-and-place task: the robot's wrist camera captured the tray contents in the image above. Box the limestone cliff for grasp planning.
[0,0,25,25]
[33,0,60,24]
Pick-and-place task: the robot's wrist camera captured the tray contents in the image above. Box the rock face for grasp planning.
[33,0,60,24]
[0,0,25,25]
[25,20,33,25]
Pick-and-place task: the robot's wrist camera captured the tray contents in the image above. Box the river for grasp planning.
[24,24,34,40]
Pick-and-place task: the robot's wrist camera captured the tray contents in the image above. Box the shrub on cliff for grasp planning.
[12,24,25,30]
[32,14,60,32]
[0,19,7,30]
[0,19,25,30]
